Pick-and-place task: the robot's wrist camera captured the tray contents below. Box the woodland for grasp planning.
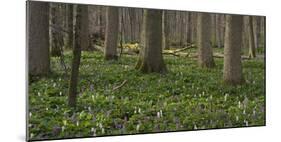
[28,1,265,140]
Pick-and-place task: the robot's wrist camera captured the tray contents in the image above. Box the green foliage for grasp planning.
[28,51,265,140]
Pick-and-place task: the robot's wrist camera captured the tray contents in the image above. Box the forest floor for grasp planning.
[28,48,265,140]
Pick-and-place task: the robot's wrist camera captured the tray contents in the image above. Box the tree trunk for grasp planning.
[215,14,222,48]
[68,5,83,107]
[248,16,256,58]
[50,3,63,57]
[253,16,260,49]
[223,15,244,85]
[28,1,50,76]
[162,11,169,50]
[135,9,167,73]
[104,7,119,60]
[81,6,89,50]
[66,4,73,49]
[197,13,215,68]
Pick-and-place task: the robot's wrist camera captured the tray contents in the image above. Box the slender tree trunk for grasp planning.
[104,7,119,60]
[28,1,50,76]
[68,5,83,107]
[197,13,215,68]
[223,15,244,85]
[135,9,167,73]
[248,16,256,58]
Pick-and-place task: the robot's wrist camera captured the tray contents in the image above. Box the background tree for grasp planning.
[223,15,244,85]
[81,6,90,51]
[197,13,215,68]
[135,9,167,73]
[104,7,119,60]
[162,11,169,50]
[65,4,73,49]
[50,3,64,57]
[68,5,83,107]
[248,16,256,58]
[28,1,50,76]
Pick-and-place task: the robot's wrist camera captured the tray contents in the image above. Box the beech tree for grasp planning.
[104,7,119,60]
[135,9,167,73]
[197,13,215,68]
[68,5,84,107]
[223,15,244,85]
[28,1,50,76]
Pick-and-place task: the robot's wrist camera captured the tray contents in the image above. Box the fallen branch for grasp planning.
[173,44,196,53]
[112,80,128,91]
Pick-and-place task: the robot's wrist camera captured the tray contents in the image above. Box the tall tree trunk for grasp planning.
[50,3,63,57]
[135,9,167,73]
[66,4,73,49]
[211,14,217,47]
[81,6,89,50]
[197,13,215,68]
[253,16,260,49]
[162,11,169,50]
[28,1,50,76]
[191,13,198,44]
[68,5,83,107]
[248,16,256,58]
[104,7,119,60]
[223,15,244,85]
[215,14,222,48]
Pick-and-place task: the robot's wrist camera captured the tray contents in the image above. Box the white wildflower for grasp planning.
[136,124,140,131]
[62,126,65,132]
[194,124,197,130]
[224,93,229,101]
[157,112,160,118]
[238,101,241,109]
[138,108,141,114]
[101,128,105,134]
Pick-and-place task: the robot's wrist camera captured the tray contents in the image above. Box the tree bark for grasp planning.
[248,16,256,58]
[50,3,63,57]
[215,14,222,48]
[80,6,90,51]
[66,4,73,49]
[135,9,167,73]
[223,15,244,85]
[104,7,119,60]
[162,11,169,50]
[28,1,50,76]
[68,5,83,107]
[197,13,215,68]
